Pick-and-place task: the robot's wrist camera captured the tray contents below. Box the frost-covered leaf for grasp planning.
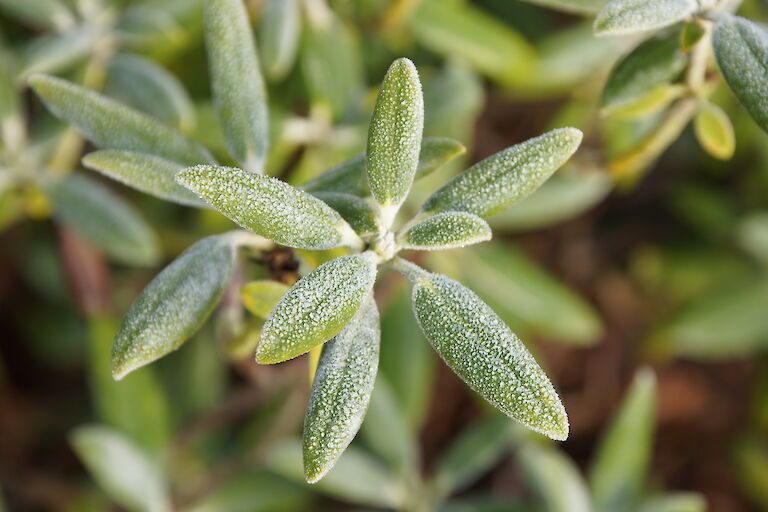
[602,32,688,114]
[694,102,735,160]
[301,137,465,196]
[70,425,170,512]
[241,280,290,318]
[366,58,424,217]
[312,192,381,237]
[48,174,159,266]
[594,0,697,36]
[105,53,196,132]
[111,234,238,380]
[713,15,768,134]
[19,27,91,78]
[394,259,568,440]
[82,150,206,207]
[257,252,378,364]
[304,297,379,483]
[0,0,74,30]
[259,0,300,81]
[399,211,491,251]
[590,369,657,512]
[421,128,582,218]
[177,165,361,250]
[28,75,213,165]
[205,0,268,171]
[519,444,592,512]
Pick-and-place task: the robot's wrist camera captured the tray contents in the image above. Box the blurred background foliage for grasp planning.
[1,0,768,510]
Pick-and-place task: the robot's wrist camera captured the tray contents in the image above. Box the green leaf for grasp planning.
[241,280,290,318]
[0,47,22,151]
[367,58,424,219]
[432,415,514,497]
[259,0,301,81]
[301,137,465,196]
[312,192,381,237]
[694,101,735,160]
[514,0,608,14]
[82,150,206,207]
[177,165,362,250]
[105,53,196,132]
[304,297,380,483]
[257,252,378,364]
[111,234,238,380]
[394,258,568,441]
[70,425,170,512]
[399,211,491,251]
[637,493,707,512]
[19,27,92,79]
[680,20,706,52]
[594,0,697,36]
[28,75,213,166]
[519,444,592,512]
[48,174,159,266]
[421,128,582,218]
[184,470,312,512]
[205,0,269,171]
[0,0,74,30]
[590,368,657,511]
[713,15,768,134]
[602,32,688,115]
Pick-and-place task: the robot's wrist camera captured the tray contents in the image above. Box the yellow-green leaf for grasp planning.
[241,280,290,318]
[694,102,735,160]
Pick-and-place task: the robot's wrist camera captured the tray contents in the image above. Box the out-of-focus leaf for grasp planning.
[259,0,301,81]
[734,438,768,510]
[177,165,361,250]
[19,28,92,79]
[432,415,513,497]
[184,470,313,512]
[713,15,768,134]
[268,439,403,508]
[105,54,196,133]
[519,444,592,512]
[399,212,491,251]
[602,32,687,115]
[301,137,465,196]
[637,493,707,512]
[257,252,378,364]
[367,58,423,221]
[439,496,531,512]
[738,212,768,264]
[421,128,582,218]
[422,61,483,142]
[29,75,213,165]
[594,0,697,36]
[489,166,612,231]
[48,174,159,266]
[395,258,569,441]
[590,369,657,512]
[304,298,379,483]
[111,234,238,380]
[409,0,535,88]
[0,0,74,30]
[70,426,170,512]
[241,281,290,318]
[680,20,706,52]
[0,47,22,151]
[312,192,380,237]
[694,102,735,160]
[514,0,608,14]
[82,150,206,207]
[205,0,268,171]
[609,84,687,119]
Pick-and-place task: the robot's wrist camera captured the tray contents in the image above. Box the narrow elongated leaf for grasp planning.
[48,174,159,266]
[0,48,22,151]
[519,444,592,512]
[312,192,381,237]
[82,150,206,207]
[366,58,424,217]
[185,470,312,512]
[205,0,268,170]
[0,0,74,30]
[602,32,688,114]
[177,165,361,250]
[395,259,568,440]
[28,75,212,165]
[70,426,170,512]
[713,15,768,134]
[594,0,697,36]
[111,234,238,380]
[421,128,582,218]
[304,297,380,483]
[301,137,465,196]
[257,252,378,364]
[590,369,657,511]
[105,53,196,132]
[241,281,290,318]
[259,0,300,81]
[399,212,491,251]
[638,493,706,512]
[694,102,735,160]
[516,0,608,14]
[19,28,91,78]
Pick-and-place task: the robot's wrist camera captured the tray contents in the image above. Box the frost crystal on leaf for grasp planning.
[303,297,380,483]
[257,252,378,364]
[177,165,362,250]
[399,211,491,251]
[593,0,698,36]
